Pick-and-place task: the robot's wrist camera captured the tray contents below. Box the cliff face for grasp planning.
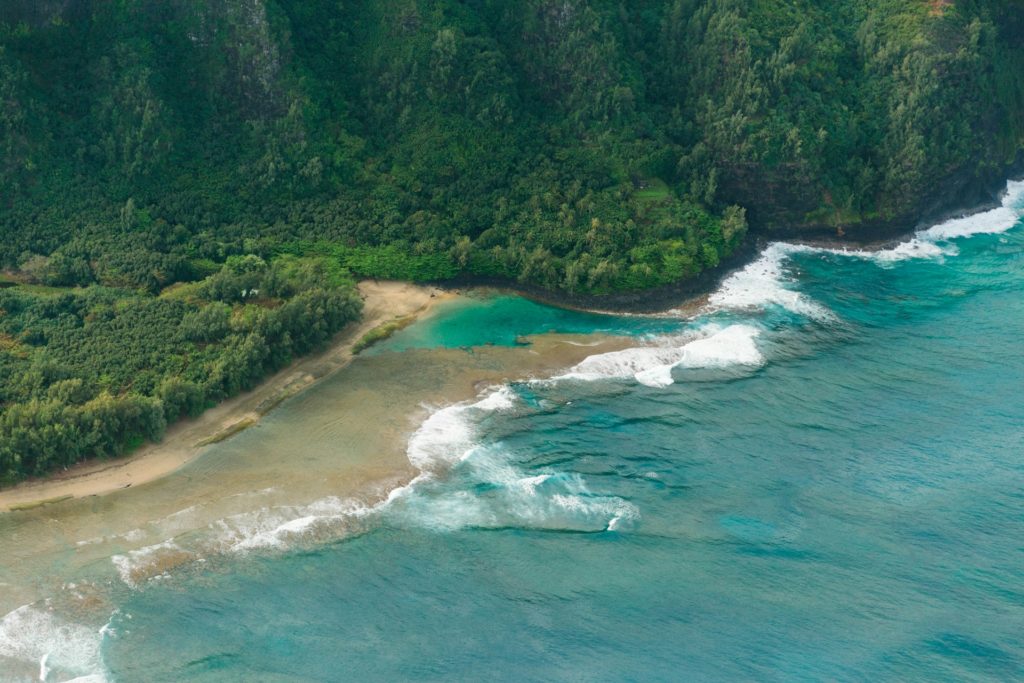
[697,1,1024,240]
[718,151,1024,242]
[2,0,1024,295]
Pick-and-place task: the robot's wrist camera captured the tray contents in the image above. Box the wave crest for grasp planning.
[709,243,834,319]
[562,324,763,388]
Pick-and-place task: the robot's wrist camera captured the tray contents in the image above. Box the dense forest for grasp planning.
[2,0,1024,481]
[0,257,361,482]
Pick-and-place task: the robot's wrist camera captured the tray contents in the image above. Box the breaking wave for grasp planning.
[0,604,111,683]
[708,242,834,320]
[388,386,638,532]
[817,179,1024,265]
[561,324,763,388]
[9,178,1021,681]
[406,386,517,472]
[560,178,1024,390]
[103,384,632,590]
[212,496,374,552]
[111,541,196,589]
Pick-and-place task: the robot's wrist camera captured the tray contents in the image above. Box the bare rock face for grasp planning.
[1,0,286,122]
[173,0,285,119]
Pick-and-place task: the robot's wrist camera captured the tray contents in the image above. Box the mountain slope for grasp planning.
[2,0,1022,294]
[1,0,1024,480]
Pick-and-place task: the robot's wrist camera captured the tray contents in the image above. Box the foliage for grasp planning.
[352,316,417,354]
[1,0,1024,479]
[3,1,1020,293]
[0,258,361,482]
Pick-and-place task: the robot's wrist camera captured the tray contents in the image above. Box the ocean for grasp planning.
[2,181,1023,681]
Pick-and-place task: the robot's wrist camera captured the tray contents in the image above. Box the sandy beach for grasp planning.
[0,280,451,513]
[0,290,635,621]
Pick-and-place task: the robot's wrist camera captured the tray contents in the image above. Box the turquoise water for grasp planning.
[370,292,682,352]
[16,184,1024,681]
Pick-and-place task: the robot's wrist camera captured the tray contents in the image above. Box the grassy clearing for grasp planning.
[158,280,204,301]
[9,283,83,296]
[634,178,671,202]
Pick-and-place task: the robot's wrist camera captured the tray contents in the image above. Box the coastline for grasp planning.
[0,280,452,513]
[4,173,1021,513]
[449,171,1024,315]
[1,175,1021,678]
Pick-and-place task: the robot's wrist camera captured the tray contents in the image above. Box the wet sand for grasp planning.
[0,305,633,618]
[0,284,649,678]
[0,281,451,513]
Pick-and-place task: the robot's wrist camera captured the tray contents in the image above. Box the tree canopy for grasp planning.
[1,0,1019,296]
[0,257,360,482]
[1,0,1023,479]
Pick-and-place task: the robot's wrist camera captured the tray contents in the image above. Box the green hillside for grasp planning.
[4,0,1023,293]
[1,0,1023,480]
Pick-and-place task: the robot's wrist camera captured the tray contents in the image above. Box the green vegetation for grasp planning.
[3,1,1023,292]
[1,0,1023,481]
[0,256,360,483]
[195,417,259,448]
[353,316,418,354]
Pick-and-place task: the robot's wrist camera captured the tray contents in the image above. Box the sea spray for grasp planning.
[708,243,834,320]
[560,324,764,388]
[389,387,639,532]
[0,604,110,683]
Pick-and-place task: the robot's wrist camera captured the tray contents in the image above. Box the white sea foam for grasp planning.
[706,180,1024,320]
[388,451,639,533]
[561,324,763,388]
[0,604,109,682]
[922,179,1024,240]
[637,324,763,387]
[708,243,833,319]
[382,383,641,533]
[167,389,515,554]
[561,345,685,382]
[194,389,520,553]
[823,178,1024,265]
[111,541,194,589]
[406,386,517,471]
[211,496,372,552]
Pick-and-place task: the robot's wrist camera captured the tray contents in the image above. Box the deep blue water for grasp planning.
[100,187,1024,681]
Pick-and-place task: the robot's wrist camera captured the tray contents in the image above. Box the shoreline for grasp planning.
[4,173,1021,512]
[443,171,1024,315]
[0,281,452,513]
